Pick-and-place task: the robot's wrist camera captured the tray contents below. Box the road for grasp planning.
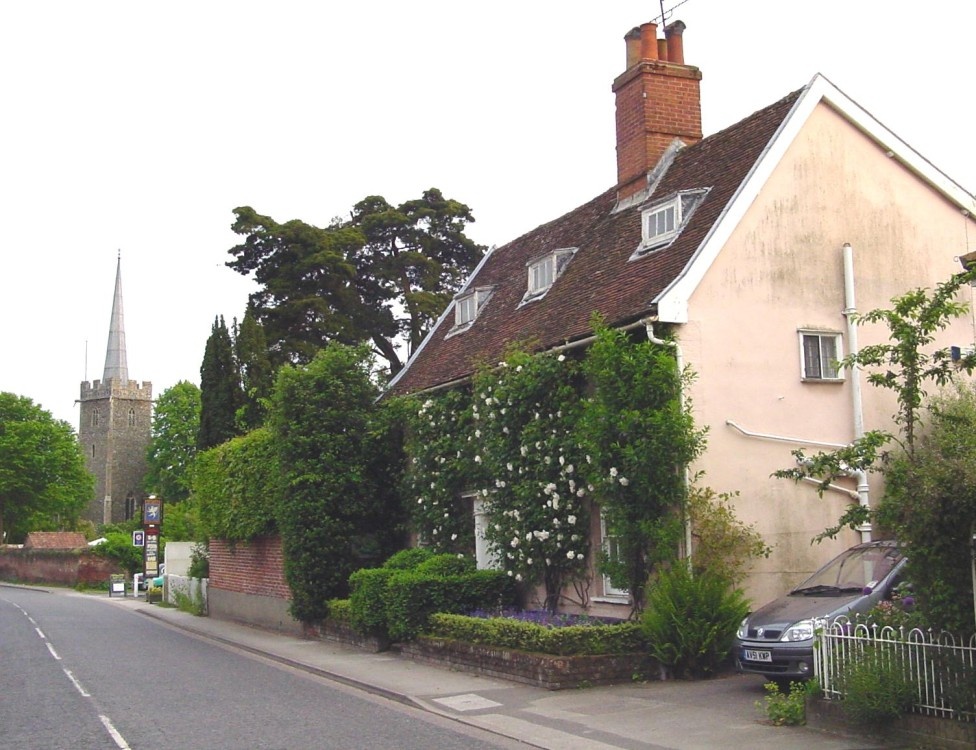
[0,586,523,749]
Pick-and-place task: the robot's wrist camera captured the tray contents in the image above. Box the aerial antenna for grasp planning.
[656,0,692,26]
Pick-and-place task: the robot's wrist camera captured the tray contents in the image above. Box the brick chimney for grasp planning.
[613,20,702,202]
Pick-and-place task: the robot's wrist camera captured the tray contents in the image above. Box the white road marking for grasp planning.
[99,715,131,749]
[46,642,61,660]
[35,626,46,639]
[63,668,91,697]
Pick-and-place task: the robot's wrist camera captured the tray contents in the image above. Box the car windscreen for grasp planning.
[790,545,902,595]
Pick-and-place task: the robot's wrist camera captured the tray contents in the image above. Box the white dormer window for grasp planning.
[632,188,709,259]
[448,286,494,336]
[521,247,577,305]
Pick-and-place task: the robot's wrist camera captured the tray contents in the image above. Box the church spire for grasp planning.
[102,254,129,383]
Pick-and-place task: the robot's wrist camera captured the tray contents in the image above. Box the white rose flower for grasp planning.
[567,550,576,559]
[619,476,630,486]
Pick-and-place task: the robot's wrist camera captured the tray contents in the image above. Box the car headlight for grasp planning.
[780,619,815,642]
[736,617,749,639]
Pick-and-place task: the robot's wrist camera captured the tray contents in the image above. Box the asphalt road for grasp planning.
[0,587,523,749]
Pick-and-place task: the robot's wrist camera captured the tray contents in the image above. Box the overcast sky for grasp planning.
[2,1,974,430]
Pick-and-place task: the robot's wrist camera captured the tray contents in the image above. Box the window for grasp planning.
[449,286,494,335]
[633,188,709,258]
[127,408,136,427]
[521,247,577,305]
[799,331,843,380]
[125,494,136,521]
[91,409,99,428]
[598,511,629,601]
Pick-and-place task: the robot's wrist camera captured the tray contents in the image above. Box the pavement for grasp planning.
[80,592,891,750]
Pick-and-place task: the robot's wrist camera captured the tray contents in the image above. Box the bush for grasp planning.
[187,542,209,579]
[348,568,397,636]
[91,531,143,575]
[756,680,812,726]
[413,553,475,577]
[836,648,915,725]
[382,547,435,570]
[327,598,352,624]
[427,613,648,656]
[384,569,516,642]
[640,565,749,678]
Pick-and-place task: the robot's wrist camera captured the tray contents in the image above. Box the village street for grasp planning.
[1,585,886,750]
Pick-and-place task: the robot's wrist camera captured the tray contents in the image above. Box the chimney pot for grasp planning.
[665,20,687,65]
[657,38,669,61]
[624,27,641,69]
[639,22,659,61]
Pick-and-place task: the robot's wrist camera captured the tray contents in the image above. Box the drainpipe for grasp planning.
[842,243,872,542]
[644,320,693,569]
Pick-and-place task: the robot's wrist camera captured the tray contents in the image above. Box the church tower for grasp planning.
[79,258,153,525]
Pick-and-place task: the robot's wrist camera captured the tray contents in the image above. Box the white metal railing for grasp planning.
[815,616,976,723]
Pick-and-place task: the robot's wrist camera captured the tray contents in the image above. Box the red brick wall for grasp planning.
[0,548,119,586]
[209,536,291,600]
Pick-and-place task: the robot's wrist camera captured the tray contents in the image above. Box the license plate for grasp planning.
[744,649,772,662]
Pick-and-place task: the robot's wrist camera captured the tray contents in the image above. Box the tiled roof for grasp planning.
[24,531,89,550]
[389,88,803,396]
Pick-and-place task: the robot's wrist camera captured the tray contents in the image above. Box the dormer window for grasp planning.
[632,188,709,259]
[521,247,577,305]
[447,286,494,336]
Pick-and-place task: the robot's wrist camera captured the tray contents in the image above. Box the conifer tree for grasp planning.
[235,304,274,430]
[198,316,243,450]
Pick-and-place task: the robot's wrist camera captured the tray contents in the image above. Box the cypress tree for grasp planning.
[198,315,243,450]
[235,303,274,430]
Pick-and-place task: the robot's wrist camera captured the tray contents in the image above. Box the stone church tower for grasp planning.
[78,258,152,525]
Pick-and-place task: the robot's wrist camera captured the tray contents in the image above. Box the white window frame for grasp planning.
[799,330,844,381]
[520,247,578,305]
[633,188,710,259]
[596,511,629,601]
[465,491,498,571]
[448,286,494,336]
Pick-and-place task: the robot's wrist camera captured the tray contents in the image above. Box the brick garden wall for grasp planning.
[209,536,290,599]
[0,548,119,586]
[208,535,299,634]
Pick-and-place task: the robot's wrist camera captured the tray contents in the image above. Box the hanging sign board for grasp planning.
[144,528,160,578]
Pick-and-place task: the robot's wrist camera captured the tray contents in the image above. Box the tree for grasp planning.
[272,344,406,622]
[234,303,274,430]
[0,393,94,543]
[145,381,201,504]
[226,188,485,377]
[198,315,243,450]
[777,270,976,632]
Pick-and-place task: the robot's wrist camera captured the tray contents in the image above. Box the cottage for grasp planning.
[388,19,976,611]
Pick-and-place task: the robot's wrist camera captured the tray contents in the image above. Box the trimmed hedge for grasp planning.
[348,567,397,635]
[385,569,516,642]
[327,598,352,624]
[426,613,648,656]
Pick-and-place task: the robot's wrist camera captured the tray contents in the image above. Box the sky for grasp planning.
[2,1,974,430]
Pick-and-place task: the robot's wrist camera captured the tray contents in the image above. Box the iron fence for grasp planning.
[814,617,976,723]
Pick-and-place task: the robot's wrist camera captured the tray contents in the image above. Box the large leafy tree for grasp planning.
[198,315,243,450]
[226,188,484,377]
[145,381,201,504]
[0,393,94,543]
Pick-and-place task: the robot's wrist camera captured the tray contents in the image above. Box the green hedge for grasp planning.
[426,613,648,656]
[348,567,397,635]
[385,569,517,641]
[326,598,352,624]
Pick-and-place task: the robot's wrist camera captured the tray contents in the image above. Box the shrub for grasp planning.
[187,542,209,579]
[413,553,475,577]
[382,547,435,570]
[756,680,811,726]
[835,648,915,725]
[91,531,143,575]
[348,567,397,636]
[384,569,516,641]
[427,613,647,656]
[327,598,352,624]
[640,565,749,678]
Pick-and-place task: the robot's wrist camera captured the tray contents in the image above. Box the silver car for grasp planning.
[735,540,906,685]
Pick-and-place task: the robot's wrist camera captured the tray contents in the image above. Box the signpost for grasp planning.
[108,573,126,597]
[142,496,163,583]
